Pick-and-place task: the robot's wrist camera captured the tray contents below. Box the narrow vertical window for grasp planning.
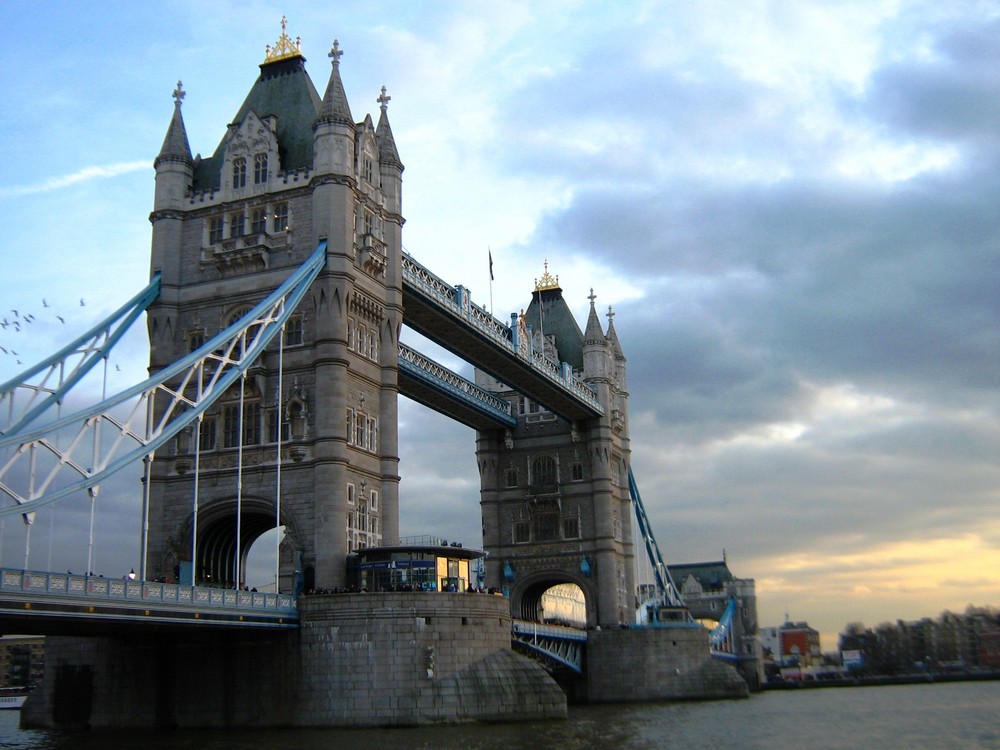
[243,402,261,445]
[251,208,267,235]
[208,217,224,244]
[223,405,240,448]
[284,316,303,346]
[346,408,354,445]
[254,153,268,184]
[230,212,245,238]
[199,418,217,451]
[232,157,247,189]
[273,204,288,233]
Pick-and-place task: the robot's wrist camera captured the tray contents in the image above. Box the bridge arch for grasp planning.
[176,496,302,590]
[513,571,594,628]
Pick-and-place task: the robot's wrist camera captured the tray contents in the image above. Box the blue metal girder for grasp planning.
[398,343,516,429]
[0,242,327,519]
[511,620,586,673]
[629,467,688,613]
[0,274,162,438]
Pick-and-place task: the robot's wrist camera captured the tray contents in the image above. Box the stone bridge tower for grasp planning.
[146,23,403,591]
[476,266,636,628]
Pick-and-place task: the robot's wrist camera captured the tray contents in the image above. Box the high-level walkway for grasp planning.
[402,253,604,421]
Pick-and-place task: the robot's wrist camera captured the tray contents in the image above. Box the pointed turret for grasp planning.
[606,305,627,390]
[316,39,354,128]
[154,81,193,168]
[583,288,605,347]
[312,38,356,181]
[582,288,612,384]
[375,86,402,169]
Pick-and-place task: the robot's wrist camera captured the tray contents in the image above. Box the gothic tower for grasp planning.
[476,265,635,627]
[146,22,403,592]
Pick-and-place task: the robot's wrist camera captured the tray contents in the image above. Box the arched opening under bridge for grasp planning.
[190,498,298,591]
[517,579,589,629]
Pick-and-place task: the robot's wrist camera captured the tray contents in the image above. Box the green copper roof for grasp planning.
[193,56,322,191]
[524,287,585,371]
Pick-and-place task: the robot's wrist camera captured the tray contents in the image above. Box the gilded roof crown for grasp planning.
[534,260,560,291]
[264,16,303,63]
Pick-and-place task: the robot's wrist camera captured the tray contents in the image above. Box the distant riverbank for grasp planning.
[764,669,1000,690]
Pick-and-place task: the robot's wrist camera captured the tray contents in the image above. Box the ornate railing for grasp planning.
[401,253,603,415]
[399,344,512,416]
[0,568,297,613]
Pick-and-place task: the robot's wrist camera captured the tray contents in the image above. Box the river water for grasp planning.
[1,681,997,750]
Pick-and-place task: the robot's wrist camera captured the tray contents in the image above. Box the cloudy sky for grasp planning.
[1,0,998,647]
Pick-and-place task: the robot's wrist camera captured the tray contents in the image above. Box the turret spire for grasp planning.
[375,85,402,168]
[155,80,192,167]
[583,287,605,346]
[316,38,354,127]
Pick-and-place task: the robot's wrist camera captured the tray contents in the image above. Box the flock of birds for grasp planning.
[0,298,86,367]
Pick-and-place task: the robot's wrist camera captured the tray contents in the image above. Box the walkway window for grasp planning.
[232,157,247,189]
[254,153,268,184]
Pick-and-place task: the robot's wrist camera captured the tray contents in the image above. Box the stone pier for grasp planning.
[586,625,749,702]
[23,593,565,730]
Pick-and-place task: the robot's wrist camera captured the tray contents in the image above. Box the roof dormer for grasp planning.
[221,111,280,200]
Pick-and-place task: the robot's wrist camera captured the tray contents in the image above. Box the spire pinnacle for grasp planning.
[534,260,560,292]
[172,80,185,109]
[378,85,391,113]
[329,39,343,67]
[264,15,303,63]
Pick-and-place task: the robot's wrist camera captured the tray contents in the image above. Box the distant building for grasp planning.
[0,636,45,688]
[667,559,764,689]
[779,621,822,668]
[837,606,1000,675]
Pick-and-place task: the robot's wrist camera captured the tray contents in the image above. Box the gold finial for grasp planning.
[264,15,304,63]
[534,259,560,292]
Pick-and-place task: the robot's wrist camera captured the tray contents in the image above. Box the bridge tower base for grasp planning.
[585,626,749,702]
[22,594,565,730]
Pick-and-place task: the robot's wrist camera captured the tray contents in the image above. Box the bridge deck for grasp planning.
[402,255,603,421]
[0,569,297,636]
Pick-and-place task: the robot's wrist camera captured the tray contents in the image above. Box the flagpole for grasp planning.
[488,247,494,316]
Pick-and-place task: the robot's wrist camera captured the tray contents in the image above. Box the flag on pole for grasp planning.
[489,249,494,281]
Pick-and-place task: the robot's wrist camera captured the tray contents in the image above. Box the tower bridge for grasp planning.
[0,21,755,729]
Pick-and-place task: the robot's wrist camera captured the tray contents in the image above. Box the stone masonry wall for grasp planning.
[24,593,566,730]
[586,625,749,702]
[297,592,566,725]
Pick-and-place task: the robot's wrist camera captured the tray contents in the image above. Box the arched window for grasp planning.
[251,208,267,235]
[232,157,247,189]
[254,153,268,184]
